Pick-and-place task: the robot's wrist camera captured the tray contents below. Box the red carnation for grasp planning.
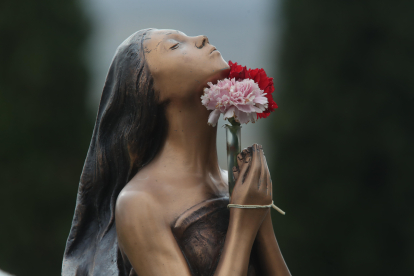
[228,61,250,80]
[228,61,277,119]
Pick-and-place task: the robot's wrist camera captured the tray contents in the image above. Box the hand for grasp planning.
[230,144,272,224]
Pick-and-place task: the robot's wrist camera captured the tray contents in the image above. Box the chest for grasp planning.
[171,197,260,276]
[156,179,229,224]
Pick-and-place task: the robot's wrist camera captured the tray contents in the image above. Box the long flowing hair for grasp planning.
[62,29,168,276]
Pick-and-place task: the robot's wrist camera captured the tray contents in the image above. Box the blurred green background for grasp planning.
[271,1,414,275]
[0,0,93,275]
[0,0,413,275]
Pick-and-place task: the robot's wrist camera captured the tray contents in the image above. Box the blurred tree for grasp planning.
[271,1,414,275]
[0,0,92,275]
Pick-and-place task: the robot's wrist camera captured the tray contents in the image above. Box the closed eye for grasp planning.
[170,43,179,50]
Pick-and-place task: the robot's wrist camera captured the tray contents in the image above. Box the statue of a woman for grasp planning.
[62,28,291,276]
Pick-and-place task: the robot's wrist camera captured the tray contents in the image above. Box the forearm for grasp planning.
[255,213,291,276]
[214,209,263,276]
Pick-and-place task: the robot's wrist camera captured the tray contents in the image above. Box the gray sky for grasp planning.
[82,0,280,169]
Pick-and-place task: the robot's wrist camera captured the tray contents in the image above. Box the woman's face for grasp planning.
[144,29,230,103]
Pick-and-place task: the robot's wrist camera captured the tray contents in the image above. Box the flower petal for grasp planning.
[223,106,236,121]
[207,109,221,127]
[235,110,251,124]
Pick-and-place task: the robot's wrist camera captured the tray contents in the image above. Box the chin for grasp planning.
[205,65,230,86]
[217,57,230,72]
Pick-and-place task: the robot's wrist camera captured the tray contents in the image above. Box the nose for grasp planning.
[195,35,209,49]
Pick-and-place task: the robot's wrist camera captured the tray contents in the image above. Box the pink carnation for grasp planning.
[201,78,268,127]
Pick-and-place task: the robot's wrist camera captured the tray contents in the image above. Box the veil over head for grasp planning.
[62,28,168,276]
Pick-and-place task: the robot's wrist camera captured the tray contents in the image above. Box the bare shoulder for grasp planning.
[115,176,166,237]
[116,187,160,225]
[115,179,192,275]
[115,167,165,216]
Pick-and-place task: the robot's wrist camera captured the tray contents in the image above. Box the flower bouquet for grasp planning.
[201,61,278,197]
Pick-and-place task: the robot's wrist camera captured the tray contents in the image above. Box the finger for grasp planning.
[236,148,252,185]
[258,145,267,192]
[235,148,249,181]
[244,144,261,185]
[265,159,271,197]
[262,149,272,196]
[262,147,273,198]
[253,144,262,181]
[236,148,249,168]
[232,166,239,182]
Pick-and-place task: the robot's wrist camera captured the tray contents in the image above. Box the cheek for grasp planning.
[169,54,206,81]
[151,50,214,99]
[178,53,200,71]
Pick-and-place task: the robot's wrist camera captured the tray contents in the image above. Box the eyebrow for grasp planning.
[164,30,186,36]
[162,33,183,43]
[160,31,187,49]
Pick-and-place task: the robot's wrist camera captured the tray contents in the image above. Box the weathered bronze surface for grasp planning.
[171,197,261,276]
[62,28,168,276]
[119,197,262,276]
[62,29,291,276]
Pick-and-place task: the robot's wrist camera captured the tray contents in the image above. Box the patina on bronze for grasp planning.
[62,29,291,276]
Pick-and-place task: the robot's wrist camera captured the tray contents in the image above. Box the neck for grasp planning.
[151,98,221,178]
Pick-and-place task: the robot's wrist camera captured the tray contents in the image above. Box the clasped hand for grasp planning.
[230,144,273,225]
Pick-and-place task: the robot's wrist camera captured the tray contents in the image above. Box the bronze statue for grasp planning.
[62,28,291,276]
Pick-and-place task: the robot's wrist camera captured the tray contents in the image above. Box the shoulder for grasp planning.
[115,184,162,228]
[115,182,193,276]
[116,168,167,218]
[115,186,169,253]
[115,170,178,233]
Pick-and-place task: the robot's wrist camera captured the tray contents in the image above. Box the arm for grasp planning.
[116,192,192,276]
[234,146,291,276]
[255,213,291,276]
[214,208,266,275]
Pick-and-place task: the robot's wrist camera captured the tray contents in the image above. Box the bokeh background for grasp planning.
[1,0,413,275]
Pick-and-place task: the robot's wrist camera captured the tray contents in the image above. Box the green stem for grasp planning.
[228,117,241,127]
[225,117,241,198]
